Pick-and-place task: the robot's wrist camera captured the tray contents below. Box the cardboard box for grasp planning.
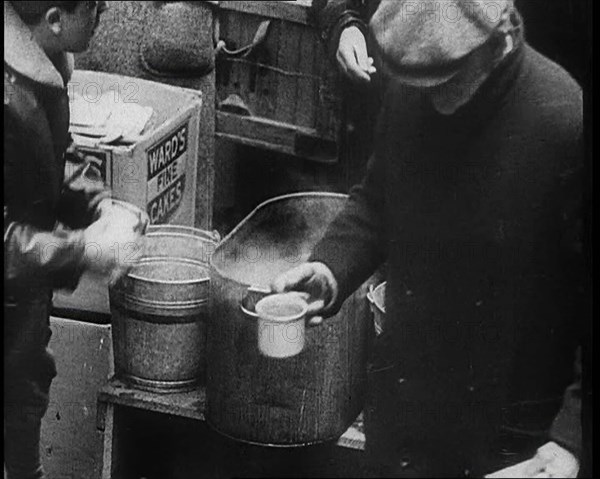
[68,70,202,226]
[53,71,203,317]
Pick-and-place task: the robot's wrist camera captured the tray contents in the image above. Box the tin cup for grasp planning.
[255,293,308,358]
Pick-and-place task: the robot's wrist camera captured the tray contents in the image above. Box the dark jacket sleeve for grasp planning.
[57,140,111,230]
[309,87,391,312]
[310,151,387,312]
[4,221,87,292]
[4,119,87,292]
[310,0,372,63]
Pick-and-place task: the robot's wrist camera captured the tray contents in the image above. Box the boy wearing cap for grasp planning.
[4,2,142,478]
[273,0,585,476]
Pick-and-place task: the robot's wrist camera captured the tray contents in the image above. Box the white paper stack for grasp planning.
[69,91,154,145]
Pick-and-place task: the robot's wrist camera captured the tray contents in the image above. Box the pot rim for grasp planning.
[125,257,211,285]
[210,192,349,285]
[255,293,308,324]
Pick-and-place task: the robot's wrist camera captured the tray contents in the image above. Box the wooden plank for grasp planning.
[217,111,317,136]
[217,12,270,118]
[96,400,108,432]
[98,379,206,422]
[100,404,114,479]
[295,21,318,128]
[238,10,256,113]
[275,19,299,124]
[216,112,338,162]
[216,133,295,156]
[101,405,127,479]
[229,11,243,100]
[98,377,365,452]
[217,1,311,25]
[216,111,314,149]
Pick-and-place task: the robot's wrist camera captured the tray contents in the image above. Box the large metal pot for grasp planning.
[207,193,372,446]
[110,225,219,393]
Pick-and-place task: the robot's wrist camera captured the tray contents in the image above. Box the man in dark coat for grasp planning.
[273,0,585,476]
[4,2,143,478]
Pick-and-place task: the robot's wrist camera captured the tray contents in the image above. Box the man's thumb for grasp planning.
[271,264,313,293]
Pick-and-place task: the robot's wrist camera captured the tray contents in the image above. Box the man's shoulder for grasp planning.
[502,44,583,152]
[519,45,582,125]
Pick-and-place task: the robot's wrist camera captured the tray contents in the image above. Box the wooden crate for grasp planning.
[214,1,342,163]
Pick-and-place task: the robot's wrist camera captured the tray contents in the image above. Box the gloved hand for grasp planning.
[337,26,377,84]
[270,262,338,326]
[523,442,580,478]
[82,200,146,285]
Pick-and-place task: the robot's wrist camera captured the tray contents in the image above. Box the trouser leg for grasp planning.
[4,299,56,479]
[4,365,55,479]
[4,410,46,479]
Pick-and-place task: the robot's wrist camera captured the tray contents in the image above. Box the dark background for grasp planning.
[516,1,593,476]
[516,0,591,87]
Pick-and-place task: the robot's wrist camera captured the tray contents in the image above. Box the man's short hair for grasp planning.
[10,1,82,25]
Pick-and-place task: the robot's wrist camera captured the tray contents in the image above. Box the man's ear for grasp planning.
[44,7,63,35]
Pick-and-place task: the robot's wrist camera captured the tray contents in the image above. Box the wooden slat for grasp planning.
[216,133,295,156]
[216,112,338,162]
[229,11,243,102]
[275,19,300,124]
[216,111,312,151]
[217,1,312,25]
[250,15,276,118]
[295,23,317,128]
[101,405,128,479]
[97,379,206,422]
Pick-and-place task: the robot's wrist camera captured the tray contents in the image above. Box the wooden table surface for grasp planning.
[97,378,365,451]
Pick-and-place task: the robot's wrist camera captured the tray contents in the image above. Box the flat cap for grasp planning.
[370,0,514,86]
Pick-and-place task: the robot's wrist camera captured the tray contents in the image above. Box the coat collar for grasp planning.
[4,1,73,88]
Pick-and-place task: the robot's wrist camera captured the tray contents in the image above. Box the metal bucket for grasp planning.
[367,282,386,337]
[109,225,219,393]
[207,193,372,446]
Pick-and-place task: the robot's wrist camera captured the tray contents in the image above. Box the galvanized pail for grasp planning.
[110,225,219,393]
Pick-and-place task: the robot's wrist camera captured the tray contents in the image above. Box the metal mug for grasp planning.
[255,293,308,359]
